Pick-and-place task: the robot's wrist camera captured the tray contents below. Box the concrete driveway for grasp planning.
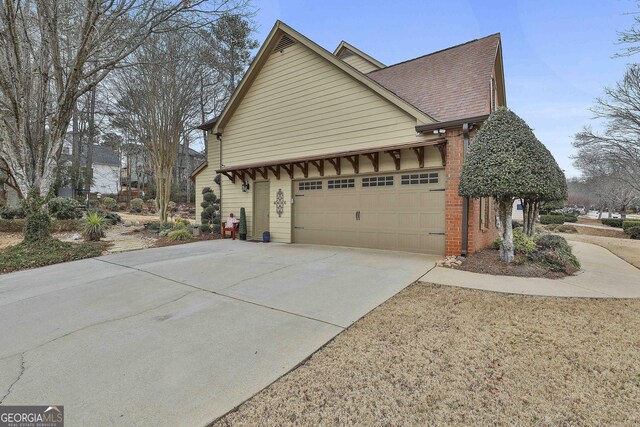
[0,240,436,426]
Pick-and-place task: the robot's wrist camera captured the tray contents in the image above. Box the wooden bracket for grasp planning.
[345,155,359,174]
[327,157,341,175]
[412,146,425,168]
[255,167,268,180]
[245,168,256,180]
[221,171,236,184]
[364,152,379,172]
[282,163,293,179]
[294,161,309,178]
[310,159,324,176]
[436,143,447,166]
[385,149,401,170]
[267,165,280,180]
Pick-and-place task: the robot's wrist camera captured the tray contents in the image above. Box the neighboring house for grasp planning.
[58,142,120,197]
[122,144,205,190]
[193,21,506,256]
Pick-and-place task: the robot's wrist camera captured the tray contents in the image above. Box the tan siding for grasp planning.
[221,179,252,236]
[340,53,380,73]
[220,42,432,166]
[195,131,221,224]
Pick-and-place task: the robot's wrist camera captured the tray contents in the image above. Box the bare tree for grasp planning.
[0,0,247,240]
[573,65,640,194]
[112,27,203,221]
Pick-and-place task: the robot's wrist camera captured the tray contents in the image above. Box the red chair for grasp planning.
[222,221,240,240]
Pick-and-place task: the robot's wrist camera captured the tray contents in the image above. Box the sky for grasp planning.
[246,0,637,177]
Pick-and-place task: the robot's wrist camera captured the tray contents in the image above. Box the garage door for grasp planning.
[293,171,445,254]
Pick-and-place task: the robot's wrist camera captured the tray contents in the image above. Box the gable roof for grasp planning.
[367,34,502,122]
[61,144,120,166]
[333,41,386,70]
[212,21,436,133]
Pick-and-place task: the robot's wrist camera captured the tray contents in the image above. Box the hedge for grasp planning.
[622,220,640,233]
[540,215,566,225]
[601,218,623,228]
[628,226,640,240]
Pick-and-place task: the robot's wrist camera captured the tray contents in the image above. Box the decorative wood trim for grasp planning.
[385,149,401,170]
[310,159,324,176]
[327,157,341,175]
[345,155,359,174]
[221,171,236,183]
[294,161,309,178]
[282,163,293,179]
[255,167,268,180]
[245,168,256,180]
[436,142,447,166]
[412,146,424,168]
[364,152,379,172]
[267,165,280,180]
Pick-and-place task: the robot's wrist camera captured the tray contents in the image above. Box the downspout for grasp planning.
[461,123,470,257]
[216,132,223,207]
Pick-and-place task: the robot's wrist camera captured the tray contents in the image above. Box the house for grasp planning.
[0,169,20,208]
[122,144,205,199]
[193,21,506,256]
[58,142,120,197]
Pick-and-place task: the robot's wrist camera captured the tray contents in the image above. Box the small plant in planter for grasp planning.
[239,207,247,240]
[83,212,108,241]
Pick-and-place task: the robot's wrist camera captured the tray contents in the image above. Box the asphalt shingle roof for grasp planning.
[366,34,501,122]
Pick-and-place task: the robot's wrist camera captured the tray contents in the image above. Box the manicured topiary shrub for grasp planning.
[200,224,212,234]
[459,107,566,262]
[563,215,578,223]
[200,187,220,232]
[239,207,247,240]
[540,215,566,225]
[601,218,623,228]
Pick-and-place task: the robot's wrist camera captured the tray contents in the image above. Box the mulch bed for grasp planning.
[453,248,568,279]
[152,233,221,247]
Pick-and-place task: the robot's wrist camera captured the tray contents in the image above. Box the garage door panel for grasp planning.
[294,170,445,255]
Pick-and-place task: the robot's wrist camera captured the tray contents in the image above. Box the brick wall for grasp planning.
[444,128,499,256]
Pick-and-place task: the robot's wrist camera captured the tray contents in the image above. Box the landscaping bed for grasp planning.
[447,232,580,278]
[0,239,109,274]
[212,283,640,426]
[454,248,568,278]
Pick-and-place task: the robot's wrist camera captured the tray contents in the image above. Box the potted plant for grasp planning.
[239,207,247,240]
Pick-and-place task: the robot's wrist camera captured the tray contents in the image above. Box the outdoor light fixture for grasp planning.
[241,180,250,192]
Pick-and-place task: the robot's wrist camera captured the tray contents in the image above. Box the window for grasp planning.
[298,181,322,191]
[480,197,491,230]
[401,172,439,185]
[328,178,355,189]
[362,176,393,187]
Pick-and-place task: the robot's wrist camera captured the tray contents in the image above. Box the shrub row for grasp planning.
[540,215,565,225]
[628,227,640,240]
[622,220,640,232]
[601,218,623,227]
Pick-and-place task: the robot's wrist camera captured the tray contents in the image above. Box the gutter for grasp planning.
[415,114,489,133]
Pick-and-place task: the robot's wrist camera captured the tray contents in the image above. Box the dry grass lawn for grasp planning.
[564,233,640,269]
[213,283,640,427]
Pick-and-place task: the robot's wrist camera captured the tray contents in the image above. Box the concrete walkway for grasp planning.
[421,241,640,298]
[0,241,436,426]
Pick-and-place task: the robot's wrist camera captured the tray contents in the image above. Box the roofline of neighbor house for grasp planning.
[415,114,491,133]
[197,117,218,131]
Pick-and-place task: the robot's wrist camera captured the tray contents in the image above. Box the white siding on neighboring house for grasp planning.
[92,164,120,195]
